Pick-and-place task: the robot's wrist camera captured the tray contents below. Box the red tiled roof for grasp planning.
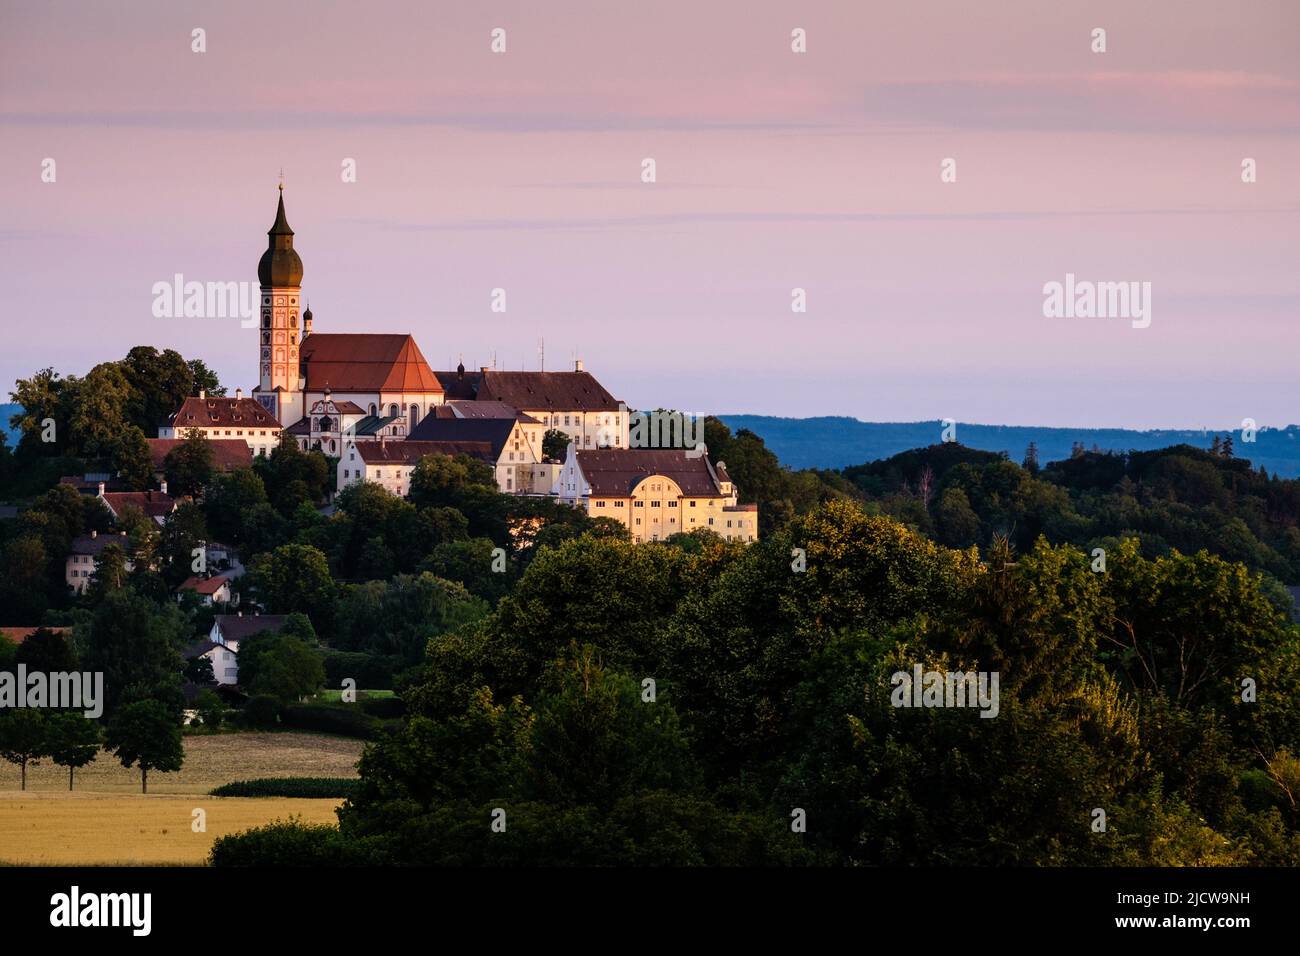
[178,574,233,595]
[148,438,252,472]
[300,334,443,393]
[353,440,494,465]
[576,449,725,498]
[0,626,70,645]
[101,490,175,518]
[168,397,281,430]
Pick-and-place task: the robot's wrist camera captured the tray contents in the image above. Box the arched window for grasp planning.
[369,403,377,416]
[389,404,399,418]
[329,439,336,453]
[319,415,333,432]
[409,404,419,426]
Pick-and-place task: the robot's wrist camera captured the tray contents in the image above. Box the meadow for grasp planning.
[0,732,363,865]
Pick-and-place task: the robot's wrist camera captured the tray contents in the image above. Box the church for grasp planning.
[249,187,628,456]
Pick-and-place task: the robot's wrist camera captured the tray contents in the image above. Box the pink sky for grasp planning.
[1,0,1297,428]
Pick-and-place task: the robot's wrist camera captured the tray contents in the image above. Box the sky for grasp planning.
[1,0,1297,429]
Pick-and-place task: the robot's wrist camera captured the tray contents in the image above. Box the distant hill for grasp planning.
[716,416,1300,479]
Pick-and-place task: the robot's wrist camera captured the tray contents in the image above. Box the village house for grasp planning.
[185,613,288,686]
[98,485,177,526]
[554,445,758,543]
[408,414,541,493]
[337,438,496,498]
[65,530,134,593]
[176,573,235,607]
[158,389,283,456]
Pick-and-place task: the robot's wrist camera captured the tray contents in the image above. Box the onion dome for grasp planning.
[257,184,304,287]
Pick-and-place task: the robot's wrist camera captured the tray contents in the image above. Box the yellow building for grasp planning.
[555,446,758,543]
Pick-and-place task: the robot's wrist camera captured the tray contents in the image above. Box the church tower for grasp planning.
[252,184,306,426]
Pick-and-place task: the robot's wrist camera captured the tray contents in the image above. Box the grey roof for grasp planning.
[407,416,518,460]
[212,614,288,643]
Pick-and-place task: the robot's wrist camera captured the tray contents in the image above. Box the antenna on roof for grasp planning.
[538,336,544,372]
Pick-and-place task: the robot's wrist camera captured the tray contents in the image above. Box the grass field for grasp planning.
[0,794,344,865]
[0,732,364,865]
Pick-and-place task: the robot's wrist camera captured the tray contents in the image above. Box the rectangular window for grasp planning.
[708,517,714,525]
[690,500,696,507]
[635,518,641,525]
[634,501,643,508]
[651,501,661,508]
[615,501,625,508]
[595,501,605,508]
[668,501,677,508]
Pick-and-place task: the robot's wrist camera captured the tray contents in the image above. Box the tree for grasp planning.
[15,627,77,672]
[187,359,225,397]
[164,428,215,497]
[104,699,183,793]
[542,429,570,461]
[86,542,129,601]
[82,589,186,715]
[1022,442,1040,476]
[45,712,100,791]
[0,709,48,790]
[248,543,334,615]
[238,632,326,703]
[9,367,65,457]
[114,425,154,490]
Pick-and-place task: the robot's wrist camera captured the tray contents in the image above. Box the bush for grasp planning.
[281,704,382,739]
[209,777,361,798]
[323,651,401,691]
[242,695,282,728]
[209,818,364,866]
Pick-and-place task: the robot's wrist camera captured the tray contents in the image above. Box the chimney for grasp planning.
[237,610,242,617]
[235,387,243,400]
[90,530,97,539]
[575,359,584,372]
[97,481,106,497]
[198,388,206,400]
[480,366,489,376]
[159,479,168,496]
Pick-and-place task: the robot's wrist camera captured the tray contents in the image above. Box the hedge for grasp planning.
[209,777,361,799]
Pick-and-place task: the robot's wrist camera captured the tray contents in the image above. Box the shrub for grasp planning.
[281,704,382,739]
[242,695,282,728]
[209,818,361,866]
[209,777,361,798]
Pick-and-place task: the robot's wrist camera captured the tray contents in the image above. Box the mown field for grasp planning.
[0,732,363,865]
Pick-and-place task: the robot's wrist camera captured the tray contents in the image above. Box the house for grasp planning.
[98,485,176,526]
[65,530,134,593]
[176,573,235,606]
[190,613,289,686]
[159,389,283,456]
[59,473,129,496]
[554,445,758,543]
[147,437,252,477]
[407,414,540,493]
[337,438,495,497]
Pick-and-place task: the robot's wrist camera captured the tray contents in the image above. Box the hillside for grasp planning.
[716,415,1300,478]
